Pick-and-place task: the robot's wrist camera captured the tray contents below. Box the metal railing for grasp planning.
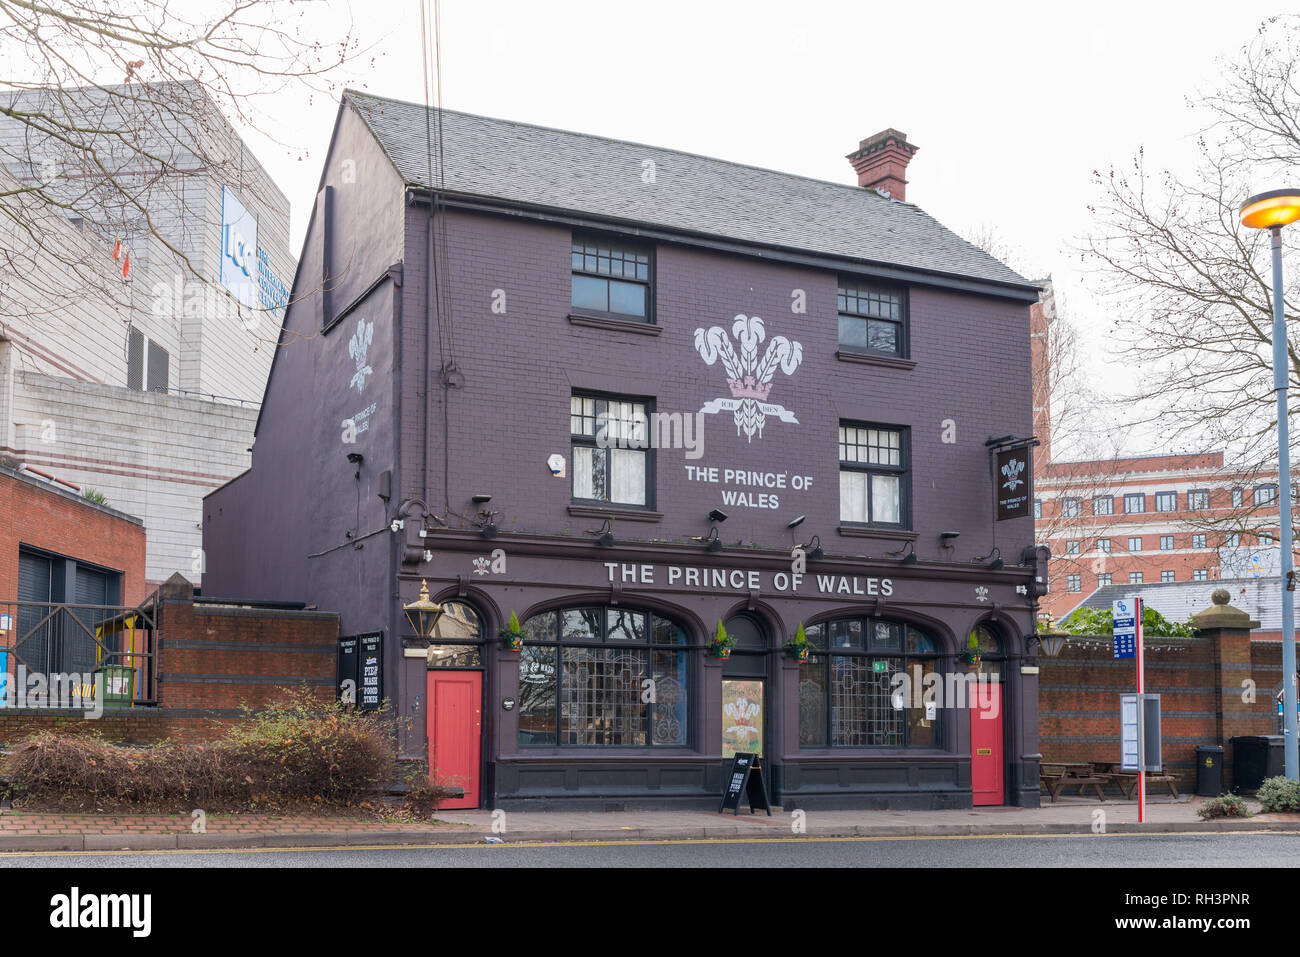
[0,593,158,707]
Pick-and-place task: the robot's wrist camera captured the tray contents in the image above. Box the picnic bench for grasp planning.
[1089,761,1179,799]
[1039,762,1110,802]
[1039,761,1181,802]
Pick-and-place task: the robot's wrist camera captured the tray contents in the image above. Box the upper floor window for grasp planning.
[1098,573,1113,587]
[1260,531,1276,546]
[1123,493,1145,514]
[1093,496,1114,516]
[1161,570,1175,583]
[571,237,652,323]
[1193,569,1208,581]
[570,393,650,507]
[1192,534,1207,549]
[1154,491,1177,512]
[1034,499,1042,519]
[1065,540,1080,555]
[1128,536,1142,551]
[839,423,908,527]
[1129,572,1143,584]
[1188,490,1209,510]
[1159,535,1174,550]
[1097,538,1111,553]
[837,281,904,358]
[1255,485,1278,506]
[1062,498,1081,518]
[1232,488,1244,507]
[1066,575,1082,593]
[1225,532,1240,548]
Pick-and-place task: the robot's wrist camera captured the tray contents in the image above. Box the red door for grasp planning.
[427,671,482,809]
[970,681,1004,806]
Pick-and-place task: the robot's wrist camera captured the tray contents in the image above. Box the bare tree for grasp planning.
[0,0,364,334]
[1086,15,1300,471]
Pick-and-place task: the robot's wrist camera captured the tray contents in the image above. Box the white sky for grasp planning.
[232,0,1291,453]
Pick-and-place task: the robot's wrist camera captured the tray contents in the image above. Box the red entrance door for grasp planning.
[427,671,482,809]
[969,681,1005,806]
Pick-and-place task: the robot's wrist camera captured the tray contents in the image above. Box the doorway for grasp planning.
[969,681,1004,806]
[721,614,769,758]
[426,670,482,809]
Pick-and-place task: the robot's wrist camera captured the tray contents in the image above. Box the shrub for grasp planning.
[0,689,402,812]
[1197,793,1251,820]
[1256,776,1300,813]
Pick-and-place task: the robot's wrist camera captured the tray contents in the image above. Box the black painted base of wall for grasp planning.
[490,758,986,811]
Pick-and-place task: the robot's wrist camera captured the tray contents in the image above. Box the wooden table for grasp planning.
[1039,762,1110,802]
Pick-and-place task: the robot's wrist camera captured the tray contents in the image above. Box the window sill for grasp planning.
[568,504,663,523]
[837,526,918,542]
[568,313,661,335]
[835,350,916,371]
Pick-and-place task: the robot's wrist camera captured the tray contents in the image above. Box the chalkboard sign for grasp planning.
[357,632,383,711]
[337,637,359,705]
[718,752,772,816]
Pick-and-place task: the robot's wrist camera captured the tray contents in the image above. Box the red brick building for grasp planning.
[0,461,147,607]
[1030,288,1289,621]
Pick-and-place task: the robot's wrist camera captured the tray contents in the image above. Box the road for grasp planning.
[0,832,1296,867]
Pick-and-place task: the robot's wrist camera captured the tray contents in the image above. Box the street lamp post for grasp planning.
[1240,188,1300,779]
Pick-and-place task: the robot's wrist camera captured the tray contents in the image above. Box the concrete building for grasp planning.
[0,82,294,587]
[204,95,1046,811]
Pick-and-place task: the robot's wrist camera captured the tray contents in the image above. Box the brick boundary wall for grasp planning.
[0,579,340,746]
[1039,623,1280,793]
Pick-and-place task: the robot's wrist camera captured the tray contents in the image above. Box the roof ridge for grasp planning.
[342,88,919,207]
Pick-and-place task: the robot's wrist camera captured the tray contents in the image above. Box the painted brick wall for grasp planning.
[0,465,146,603]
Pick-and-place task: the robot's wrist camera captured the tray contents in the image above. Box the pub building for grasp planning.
[203,94,1048,810]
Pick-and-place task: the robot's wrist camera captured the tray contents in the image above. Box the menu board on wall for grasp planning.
[357,632,383,711]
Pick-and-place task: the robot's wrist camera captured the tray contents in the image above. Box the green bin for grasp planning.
[93,665,136,709]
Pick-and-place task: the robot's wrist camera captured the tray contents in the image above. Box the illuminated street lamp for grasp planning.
[1240,187,1300,779]
[403,579,445,641]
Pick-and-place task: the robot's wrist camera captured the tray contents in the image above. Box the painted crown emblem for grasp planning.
[472,556,491,575]
[695,314,802,441]
[1001,457,1025,490]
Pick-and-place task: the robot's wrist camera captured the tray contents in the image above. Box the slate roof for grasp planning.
[344,90,1035,293]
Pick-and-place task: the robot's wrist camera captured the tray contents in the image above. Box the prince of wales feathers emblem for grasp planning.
[694,314,803,441]
[348,318,374,393]
[1001,456,1025,491]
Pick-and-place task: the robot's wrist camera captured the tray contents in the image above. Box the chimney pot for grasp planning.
[847,128,919,201]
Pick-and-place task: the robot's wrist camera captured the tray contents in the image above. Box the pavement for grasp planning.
[0,794,1297,852]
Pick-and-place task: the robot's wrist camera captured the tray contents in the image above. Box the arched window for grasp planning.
[798,617,943,749]
[427,600,483,668]
[968,623,1005,660]
[517,605,689,748]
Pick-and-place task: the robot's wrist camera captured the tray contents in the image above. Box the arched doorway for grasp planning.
[721,614,768,759]
[968,621,1008,806]
[426,600,486,809]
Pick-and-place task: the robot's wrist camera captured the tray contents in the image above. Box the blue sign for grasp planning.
[1113,598,1138,659]
[220,186,258,308]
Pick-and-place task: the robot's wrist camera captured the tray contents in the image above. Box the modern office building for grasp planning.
[0,82,293,587]
[203,94,1046,809]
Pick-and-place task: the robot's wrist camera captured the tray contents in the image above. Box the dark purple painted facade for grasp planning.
[204,99,1046,809]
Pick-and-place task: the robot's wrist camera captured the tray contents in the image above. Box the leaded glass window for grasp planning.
[518,605,688,748]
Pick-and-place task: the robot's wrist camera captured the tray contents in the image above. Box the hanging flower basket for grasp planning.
[500,610,524,651]
[785,622,811,662]
[708,619,737,659]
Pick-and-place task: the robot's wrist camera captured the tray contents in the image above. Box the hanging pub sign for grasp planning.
[357,632,383,711]
[988,437,1036,522]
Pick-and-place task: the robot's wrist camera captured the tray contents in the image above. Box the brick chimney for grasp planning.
[847,129,918,200]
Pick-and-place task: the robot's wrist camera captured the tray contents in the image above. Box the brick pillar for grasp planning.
[1192,588,1261,791]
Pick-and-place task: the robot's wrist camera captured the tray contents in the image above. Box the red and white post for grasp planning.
[1135,597,1145,824]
